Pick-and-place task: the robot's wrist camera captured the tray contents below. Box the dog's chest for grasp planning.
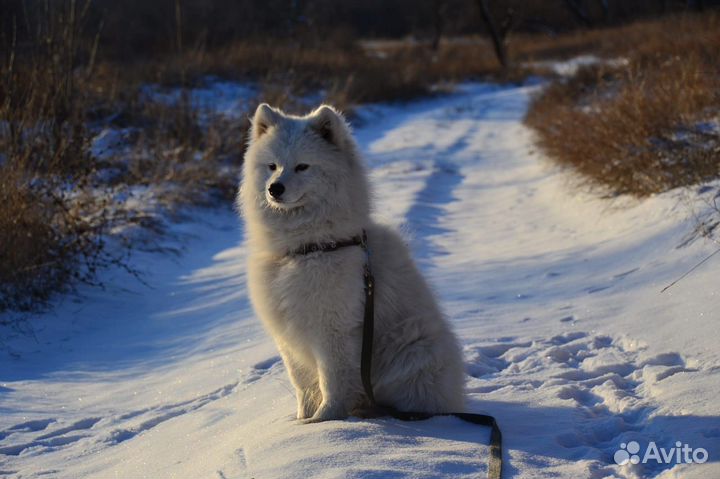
[268,251,365,328]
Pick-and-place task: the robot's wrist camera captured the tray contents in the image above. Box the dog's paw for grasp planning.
[298,416,325,425]
[298,402,347,424]
[296,407,317,420]
[296,390,321,419]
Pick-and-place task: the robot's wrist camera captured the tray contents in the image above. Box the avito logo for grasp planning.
[614,441,708,466]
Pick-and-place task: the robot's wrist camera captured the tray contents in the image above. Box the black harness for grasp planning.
[291,230,503,479]
[289,235,366,256]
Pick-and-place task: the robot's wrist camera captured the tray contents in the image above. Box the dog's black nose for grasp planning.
[268,182,285,199]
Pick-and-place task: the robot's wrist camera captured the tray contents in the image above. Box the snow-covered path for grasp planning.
[2,83,719,479]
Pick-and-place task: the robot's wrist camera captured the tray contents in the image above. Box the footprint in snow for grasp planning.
[464,332,701,475]
[0,417,100,456]
[244,356,282,384]
[0,383,239,457]
[216,447,248,479]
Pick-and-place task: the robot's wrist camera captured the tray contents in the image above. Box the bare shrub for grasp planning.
[526,13,720,196]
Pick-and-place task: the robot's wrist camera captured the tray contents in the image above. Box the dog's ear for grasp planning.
[307,105,351,149]
[251,103,282,141]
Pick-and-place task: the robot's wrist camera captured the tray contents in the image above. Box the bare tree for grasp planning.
[475,0,510,68]
[431,0,447,51]
[598,0,611,22]
[564,0,593,26]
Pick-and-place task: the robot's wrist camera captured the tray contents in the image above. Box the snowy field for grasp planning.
[1,82,719,479]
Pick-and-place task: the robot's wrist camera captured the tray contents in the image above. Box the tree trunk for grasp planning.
[599,0,611,22]
[431,0,446,51]
[564,0,593,27]
[475,0,507,68]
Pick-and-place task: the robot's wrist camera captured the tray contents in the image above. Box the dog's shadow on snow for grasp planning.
[352,400,720,478]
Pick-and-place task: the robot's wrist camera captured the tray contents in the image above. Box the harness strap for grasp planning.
[290,235,364,256]
[359,232,503,479]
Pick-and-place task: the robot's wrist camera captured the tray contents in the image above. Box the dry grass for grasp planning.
[136,41,439,109]
[125,35,547,113]
[526,13,720,196]
[0,176,81,312]
[122,98,247,205]
[0,1,99,313]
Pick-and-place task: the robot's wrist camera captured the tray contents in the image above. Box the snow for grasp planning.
[142,79,258,121]
[2,82,720,479]
[90,128,137,161]
[526,55,629,77]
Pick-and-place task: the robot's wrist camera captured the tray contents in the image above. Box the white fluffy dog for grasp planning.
[238,103,465,423]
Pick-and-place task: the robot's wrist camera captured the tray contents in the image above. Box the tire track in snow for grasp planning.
[100,381,239,446]
[0,382,239,457]
[404,161,464,266]
[1,356,284,460]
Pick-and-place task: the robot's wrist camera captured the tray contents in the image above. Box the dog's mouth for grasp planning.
[266,194,306,210]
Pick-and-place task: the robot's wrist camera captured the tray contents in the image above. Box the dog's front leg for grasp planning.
[300,335,360,423]
[280,349,321,419]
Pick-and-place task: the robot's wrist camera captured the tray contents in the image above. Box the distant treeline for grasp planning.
[1,0,718,60]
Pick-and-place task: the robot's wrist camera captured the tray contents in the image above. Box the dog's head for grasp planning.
[239,103,370,234]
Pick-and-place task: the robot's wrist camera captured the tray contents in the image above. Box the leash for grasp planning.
[291,230,504,479]
[359,231,503,479]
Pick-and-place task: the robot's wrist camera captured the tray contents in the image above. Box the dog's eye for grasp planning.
[295,164,309,172]
[268,163,277,171]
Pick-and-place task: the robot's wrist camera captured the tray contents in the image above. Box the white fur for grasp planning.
[238,103,465,423]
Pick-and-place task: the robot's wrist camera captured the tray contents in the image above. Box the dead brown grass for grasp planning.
[125,35,540,113]
[0,0,102,313]
[0,176,127,313]
[526,13,720,196]
[121,98,247,205]
[0,175,73,312]
[134,41,433,109]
